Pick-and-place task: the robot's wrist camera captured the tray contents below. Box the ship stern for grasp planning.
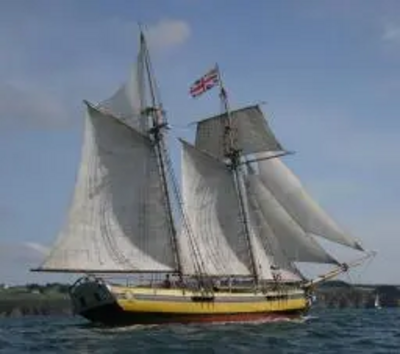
[69,276,125,325]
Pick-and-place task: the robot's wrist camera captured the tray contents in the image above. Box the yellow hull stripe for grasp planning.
[110,286,307,314]
[117,298,306,314]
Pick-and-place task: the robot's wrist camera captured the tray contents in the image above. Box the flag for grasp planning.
[189,67,220,98]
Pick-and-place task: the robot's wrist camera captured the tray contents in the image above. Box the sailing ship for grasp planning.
[32,31,373,326]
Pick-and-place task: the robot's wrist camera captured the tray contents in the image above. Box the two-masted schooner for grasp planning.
[32,31,373,326]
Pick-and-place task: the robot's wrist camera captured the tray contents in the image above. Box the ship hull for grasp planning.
[81,302,305,326]
[70,277,309,326]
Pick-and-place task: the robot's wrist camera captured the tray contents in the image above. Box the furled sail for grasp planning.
[37,104,176,272]
[179,140,275,279]
[195,105,283,160]
[246,174,338,264]
[257,157,363,251]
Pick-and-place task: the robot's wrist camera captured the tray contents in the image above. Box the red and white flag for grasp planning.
[189,67,220,98]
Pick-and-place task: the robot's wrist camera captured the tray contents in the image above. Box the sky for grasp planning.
[0,0,399,285]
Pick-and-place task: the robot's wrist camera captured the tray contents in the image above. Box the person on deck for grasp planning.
[163,274,172,289]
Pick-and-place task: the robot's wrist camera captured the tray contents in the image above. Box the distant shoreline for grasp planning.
[0,281,398,317]
[0,298,71,318]
[0,283,72,318]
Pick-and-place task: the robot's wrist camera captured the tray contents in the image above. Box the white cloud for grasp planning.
[146,19,191,51]
[0,17,191,131]
[0,82,70,129]
[382,22,400,42]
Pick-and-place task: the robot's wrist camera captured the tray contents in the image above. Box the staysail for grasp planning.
[37,104,177,273]
[245,199,303,282]
[245,173,337,264]
[256,157,363,250]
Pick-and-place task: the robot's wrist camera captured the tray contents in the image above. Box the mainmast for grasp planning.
[140,32,183,277]
[217,66,260,285]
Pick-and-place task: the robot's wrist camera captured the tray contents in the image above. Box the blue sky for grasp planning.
[0,0,399,285]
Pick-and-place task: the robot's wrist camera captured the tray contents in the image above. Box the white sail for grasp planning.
[246,194,303,282]
[257,157,363,250]
[98,36,148,133]
[179,140,275,278]
[374,294,381,309]
[247,187,301,281]
[246,174,337,264]
[238,173,277,281]
[38,104,176,272]
[195,105,283,160]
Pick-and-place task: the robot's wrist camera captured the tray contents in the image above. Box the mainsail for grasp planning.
[179,140,277,280]
[37,104,177,272]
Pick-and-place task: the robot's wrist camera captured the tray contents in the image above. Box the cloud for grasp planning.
[0,16,191,130]
[146,19,191,51]
[0,82,70,130]
[382,22,400,43]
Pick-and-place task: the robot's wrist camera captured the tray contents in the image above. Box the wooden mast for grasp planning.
[216,65,260,286]
[140,31,183,279]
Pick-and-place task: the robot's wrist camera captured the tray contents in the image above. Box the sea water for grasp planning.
[0,309,399,353]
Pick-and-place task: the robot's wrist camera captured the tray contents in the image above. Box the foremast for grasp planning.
[139,31,214,285]
[139,31,183,278]
[32,30,186,276]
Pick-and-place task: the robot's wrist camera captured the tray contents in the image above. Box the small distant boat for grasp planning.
[374,294,382,309]
[32,29,374,326]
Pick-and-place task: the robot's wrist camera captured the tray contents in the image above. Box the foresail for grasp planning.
[195,105,283,160]
[246,174,338,264]
[38,104,176,273]
[257,157,363,251]
[179,140,254,276]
